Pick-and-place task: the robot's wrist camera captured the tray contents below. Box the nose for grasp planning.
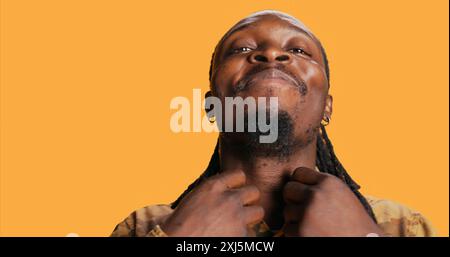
[248,47,291,64]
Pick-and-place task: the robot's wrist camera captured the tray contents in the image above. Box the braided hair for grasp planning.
[171,16,377,222]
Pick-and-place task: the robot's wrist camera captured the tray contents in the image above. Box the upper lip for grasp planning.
[244,68,300,88]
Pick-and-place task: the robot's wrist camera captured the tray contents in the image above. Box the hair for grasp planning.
[171,11,377,223]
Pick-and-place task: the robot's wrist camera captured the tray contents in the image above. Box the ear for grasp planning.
[324,94,333,121]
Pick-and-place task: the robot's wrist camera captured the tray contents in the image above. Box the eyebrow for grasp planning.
[287,25,316,42]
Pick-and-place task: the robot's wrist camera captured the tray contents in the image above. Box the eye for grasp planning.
[289,48,311,57]
[231,47,253,54]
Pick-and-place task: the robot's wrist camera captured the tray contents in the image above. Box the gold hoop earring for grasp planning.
[208,115,216,123]
[321,116,330,126]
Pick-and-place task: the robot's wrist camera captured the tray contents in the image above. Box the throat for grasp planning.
[241,159,296,230]
[219,137,317,230]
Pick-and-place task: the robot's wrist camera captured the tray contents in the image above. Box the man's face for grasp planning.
[211,14,332,151]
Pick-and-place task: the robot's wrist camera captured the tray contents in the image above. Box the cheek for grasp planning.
[301,62,328,116]
[291,64,328,132]
[300,59,329,94]
[212,59,247,97]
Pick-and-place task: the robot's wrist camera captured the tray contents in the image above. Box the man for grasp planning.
[111,10,435,237]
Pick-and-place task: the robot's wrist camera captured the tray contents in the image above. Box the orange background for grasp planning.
[0,0,448,236]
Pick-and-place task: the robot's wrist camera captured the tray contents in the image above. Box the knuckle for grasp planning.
[226,191,243,206]
[235,169,246,178]
[247,185,260,197]
[203,179,214,189]
[255,206,265,217]
[204,178,222,191]
[230,169,246,182]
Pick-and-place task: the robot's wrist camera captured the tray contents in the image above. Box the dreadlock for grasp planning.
[171,13,377,223]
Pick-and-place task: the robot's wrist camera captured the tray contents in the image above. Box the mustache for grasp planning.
[233,64,308,95]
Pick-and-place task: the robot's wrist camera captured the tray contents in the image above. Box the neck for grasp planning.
[219,136,317,230]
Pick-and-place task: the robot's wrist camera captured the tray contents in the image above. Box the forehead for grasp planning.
[226,14,315,41]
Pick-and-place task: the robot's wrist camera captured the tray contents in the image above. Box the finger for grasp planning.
[243,205,265,225]
[217,169,246,189]
[283,204,304,223]
[238,185,261,205]
[291,167,322,185]
[283,181,312,204]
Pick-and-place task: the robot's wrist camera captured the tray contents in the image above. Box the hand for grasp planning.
[282,167,383,237]
[161,170,264,236]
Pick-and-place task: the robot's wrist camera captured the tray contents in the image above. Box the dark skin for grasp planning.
[161,13,384,236]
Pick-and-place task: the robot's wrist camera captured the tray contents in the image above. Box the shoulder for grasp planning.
[110,204,173,237]
[366,195,436,237]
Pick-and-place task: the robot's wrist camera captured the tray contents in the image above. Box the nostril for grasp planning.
[254,55,268,62]
[276,55,290,62]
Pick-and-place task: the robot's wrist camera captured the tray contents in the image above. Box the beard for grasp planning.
[220,109,316,160]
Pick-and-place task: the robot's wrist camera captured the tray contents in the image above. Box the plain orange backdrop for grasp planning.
[0,0,448,236]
